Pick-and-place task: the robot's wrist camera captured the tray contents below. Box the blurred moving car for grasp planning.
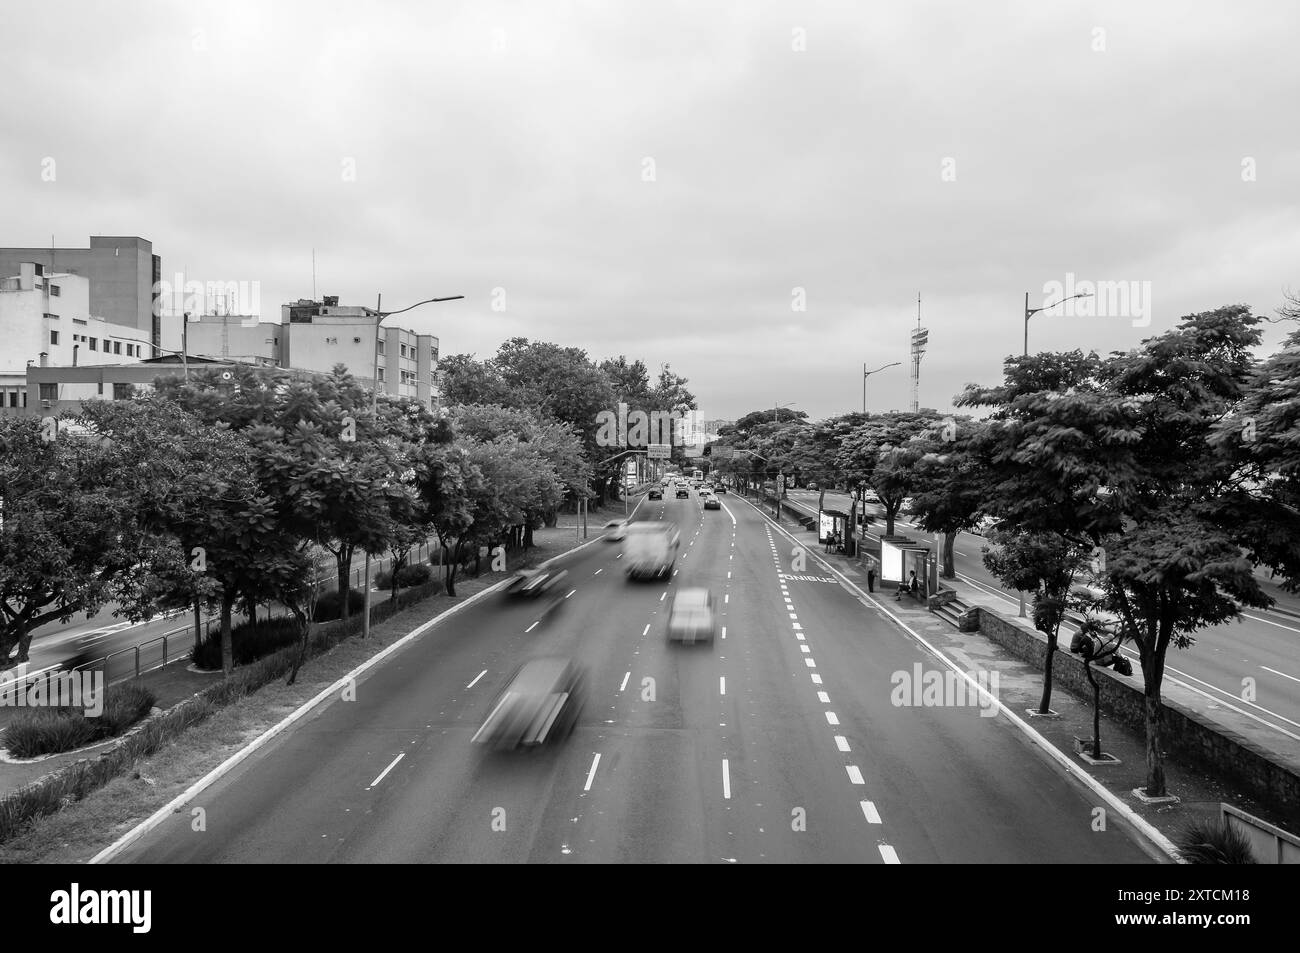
[703,495,721,510]
[648,488,662,500]
[501,566,569,616]
[715,484,727,494]
[807,482,818,490]
[624,522,680,579]
[863,489,880,505]
[675,487,690,499]
[667,588,716,644]
[603,519,628,541]
[471,657,586,749]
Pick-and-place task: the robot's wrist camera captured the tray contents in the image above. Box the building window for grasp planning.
[7,391,16,407]
[325,337,338,345]
[39,383,56,401]
[114,341,122,354]
[98,382,104,396]
[113,383,131,400]
[89,338,97,351]
[49,284,60,296]
[377,368,385,382]
[43,312,58,321]
[50,329,59,345]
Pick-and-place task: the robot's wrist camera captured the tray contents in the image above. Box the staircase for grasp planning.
[930,588,979,631]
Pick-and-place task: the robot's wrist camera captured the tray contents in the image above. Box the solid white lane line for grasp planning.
[879,845,901,864]
[835,735,850,752]
[466,670,487,689]
[846,765,865,784]
[861,801,882,824]
[1262,665,1300,684]
[825,711,839,725]
[367,753,405,790]
[619,671,630,691]
[722,759,731,799]
[584,753,601,792]
[525,621,539,633]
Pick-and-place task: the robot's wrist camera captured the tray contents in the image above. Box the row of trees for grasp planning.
[1,337,698,680]
[709,303,1300,798]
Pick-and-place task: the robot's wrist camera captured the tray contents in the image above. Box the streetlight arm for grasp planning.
[377,295,465,319]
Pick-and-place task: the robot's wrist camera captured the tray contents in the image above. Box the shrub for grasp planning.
[2,683,158,759]
[1177,818,1258,864]
[312,588,365,622]
[375,569,394,590]
[396,563,432,587]
[191,617,303,670]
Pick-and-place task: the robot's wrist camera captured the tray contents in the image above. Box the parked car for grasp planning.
[471,657,586,749]
[667,588,716,644]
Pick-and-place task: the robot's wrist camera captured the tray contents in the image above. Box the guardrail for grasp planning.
[1222,803,1300,863]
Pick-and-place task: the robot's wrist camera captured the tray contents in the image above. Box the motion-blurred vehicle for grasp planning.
[603,519,628,541]
[624,522,680,579]
[807,482,818,490]
[471,657,586,749]
[675,487,690,499]
[862,489,880,505]
[899,497,916,515]
[648,488,662,500]
[703,495,721,510]
[715,484,727,494]
[501,566,569,616]
[667,588,716,644]
[973,515,1003,536]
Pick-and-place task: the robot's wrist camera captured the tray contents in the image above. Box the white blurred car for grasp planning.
[604,519,628,542]
[667,588,716,644]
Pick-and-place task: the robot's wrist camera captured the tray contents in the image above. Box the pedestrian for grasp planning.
[907,570,919,600]
[866,561,876,593]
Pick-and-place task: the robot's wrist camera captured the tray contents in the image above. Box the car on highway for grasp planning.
[603,519,628,541]
[714,484,727,494]
[675,486,690,499]
[624,522,681,579]
[863,489,880,505]
[501,566,569,618]
[648,487,662,500]
[471,656,586,749]
[808,482,818,490]
[667,588,716,644]
[703,495,721,510]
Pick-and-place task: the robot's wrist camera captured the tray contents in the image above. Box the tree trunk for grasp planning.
[445,542,461,597]
[1143,680,1167,797]
[286,604,310,687]
[524,523,534,549]
[817,487,826,514]
[1038,622,1057,714]
[193,595,203,653]
[885,507,896,537]
[544,509,558,528]
[942,531,956,578]
[336,544,354,620]
[220,590,235,677]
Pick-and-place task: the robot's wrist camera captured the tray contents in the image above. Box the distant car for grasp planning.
[667,588,716,644]
[807,482,818,490]
[899,497,916,515]
[501,567,569,616]
[604,519,628,541]
[471,657,586,749]
[703,496,721,510]
[676,487,690,499]
[863,489,880,505]
[715,484,727,494]
[648,488,662,500]
[973,516,1003,536]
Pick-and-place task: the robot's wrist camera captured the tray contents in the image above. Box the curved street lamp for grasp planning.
[1024,290,1093,356]
[863,361,901,414]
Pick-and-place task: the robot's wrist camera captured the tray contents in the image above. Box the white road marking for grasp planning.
[721,626,727,639]
[583,753,602,792]
[525,621,539,633]
[619,671,630,692]
[642,624,651,636]
[825,711,839,725]
[1262,665,1300,684]
[805,659,817,668]
[818,691,830,703]
[594,569,603,575]
[465,670,487,689]
[720,676,726,696]
[722,759,731,799]
[846,765,865,784]
[725,594,730,604]
[800,645,810,654]
[660,591,667,601]
[861,801,882,824]
[367,753,405,790]
[792,623,802,630]
[835,735,850,752]
[566,589,576,598]
[879,845,901,864]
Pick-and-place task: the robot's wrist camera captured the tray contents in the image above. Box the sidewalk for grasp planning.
[760,504,1299,851]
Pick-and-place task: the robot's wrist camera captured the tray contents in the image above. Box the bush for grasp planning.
[1178,818,1258,864]
[191,617,303,670]
[397,563,432,587]
[2,683,158,758]
[312,588,365,622]
[374,569,394,590]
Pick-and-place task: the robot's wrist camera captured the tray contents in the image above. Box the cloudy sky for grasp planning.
[4,0,1298,421]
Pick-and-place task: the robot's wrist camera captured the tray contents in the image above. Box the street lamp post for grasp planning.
[862,362,901,414]
[362,292,464,640]
[1024,290,1093,357]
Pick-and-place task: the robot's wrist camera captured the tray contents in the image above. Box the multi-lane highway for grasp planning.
[786,488,1300,750]
[105,486,1159,863]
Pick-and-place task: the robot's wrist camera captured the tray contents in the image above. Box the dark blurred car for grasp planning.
[703,495,720,510]
[471,657,586,749]
[715,484,727,494]
[501,566,569,616]
[675,487,690,499]
[648,488,662,500]
[667,588,716,644]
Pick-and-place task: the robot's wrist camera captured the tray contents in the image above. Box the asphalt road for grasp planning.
[786,488,1300,749]
[111,488,1156,863]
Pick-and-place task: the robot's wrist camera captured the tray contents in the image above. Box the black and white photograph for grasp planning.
[0,0,1295,918]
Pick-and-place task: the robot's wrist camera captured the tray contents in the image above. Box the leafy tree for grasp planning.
[909,417,986,577]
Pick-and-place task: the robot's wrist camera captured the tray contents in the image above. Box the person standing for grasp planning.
[866,560,876,593]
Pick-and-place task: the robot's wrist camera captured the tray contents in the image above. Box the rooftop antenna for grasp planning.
[312,248,316,300]
[909,292,928,413]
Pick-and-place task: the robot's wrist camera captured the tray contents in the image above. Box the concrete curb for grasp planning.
[88,529,612,865]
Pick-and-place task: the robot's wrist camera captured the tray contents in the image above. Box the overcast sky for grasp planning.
[4,0,1298,421]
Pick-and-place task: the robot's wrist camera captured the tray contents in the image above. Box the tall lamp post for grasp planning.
[1024,290,1093,357]
[862,362,900,414]
[362,293,464,639]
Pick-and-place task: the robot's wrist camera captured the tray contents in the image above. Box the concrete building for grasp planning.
[0,264,151,413]
[183,313,280,366]
[0,236,162,350]
[280,297,440,408]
